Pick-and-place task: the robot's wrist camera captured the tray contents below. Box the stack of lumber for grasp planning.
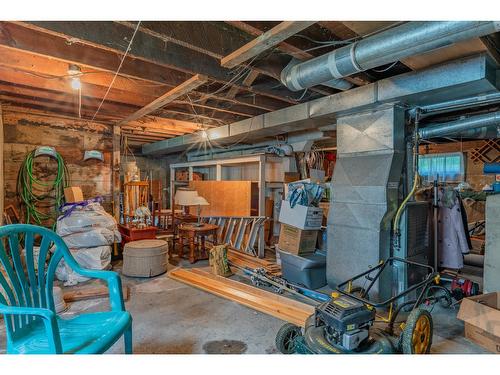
[227,248,281,275]
[63,285,130,302]
[168,268,314,327]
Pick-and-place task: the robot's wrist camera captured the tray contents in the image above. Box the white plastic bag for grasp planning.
[57,202,117,236]
[61,227,121,249]
[55,245,111,286]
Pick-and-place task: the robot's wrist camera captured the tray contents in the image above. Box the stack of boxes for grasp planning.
[278,199,323,256]
[277,177,327,289]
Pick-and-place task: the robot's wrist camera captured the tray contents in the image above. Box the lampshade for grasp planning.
[174,188,199,206]
[192,196,209,206]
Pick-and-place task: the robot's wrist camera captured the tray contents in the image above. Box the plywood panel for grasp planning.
[188,180,258,217]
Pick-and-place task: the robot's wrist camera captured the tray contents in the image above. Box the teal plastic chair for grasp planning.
[0,224,132,354]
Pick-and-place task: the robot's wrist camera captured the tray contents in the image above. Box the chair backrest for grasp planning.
[0,224,71,339]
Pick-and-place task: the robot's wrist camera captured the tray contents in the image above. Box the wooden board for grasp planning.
[188,180,258,217]
[221,21,315,68]
[63,285,130,302]
[227,248,281,275]
[118,74,208,126]
[168,267,314,327]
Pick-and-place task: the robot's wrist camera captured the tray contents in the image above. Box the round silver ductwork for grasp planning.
[281,21,500,91]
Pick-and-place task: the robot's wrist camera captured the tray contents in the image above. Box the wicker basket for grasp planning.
[123,239,168,277]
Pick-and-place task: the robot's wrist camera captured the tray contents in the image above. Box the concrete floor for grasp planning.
[0,259,488,354]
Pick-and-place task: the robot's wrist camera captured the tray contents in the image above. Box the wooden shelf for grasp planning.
[125,181,149,187]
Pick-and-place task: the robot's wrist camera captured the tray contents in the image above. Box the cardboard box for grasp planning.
[457,292,500,353]
[175,171,203,181]
[64,187,84,203]
[279,200,323,230]
[278,224,318,255]
[318,201,330,226]
[284,172,301,183]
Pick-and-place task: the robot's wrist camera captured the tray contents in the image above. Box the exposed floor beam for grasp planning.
[0,22,289,111]
[226,21,313,60]
[117,74,208,126]
[119,21,326,99]
[19,21,310,105]
[226,21,371,88]
[0,47,267,119]
[481,33,500,65]
[226,70,260,99]
[221,21,315,68]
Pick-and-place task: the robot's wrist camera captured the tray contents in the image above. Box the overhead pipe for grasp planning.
[453,125,500,139]
[419,111,500,139]
[281,21,500,91]
[410,92,500,119]
[281,57,353,91]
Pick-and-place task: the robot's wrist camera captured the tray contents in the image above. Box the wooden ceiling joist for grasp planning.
[226,21,313,60]
[226,21,370,87]
[226,70,260,99]
[119,21,324,101]
[18,21,310,104]
[0,22,290,112]
[117,74,207,126]
[221,21,315,68]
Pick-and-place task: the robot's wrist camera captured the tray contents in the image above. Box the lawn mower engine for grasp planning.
[316,295,375,350]
[293,295,398,354]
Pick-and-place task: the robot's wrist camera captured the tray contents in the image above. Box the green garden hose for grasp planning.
[16,148,69,229]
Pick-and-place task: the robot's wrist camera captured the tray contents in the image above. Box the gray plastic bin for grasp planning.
[278,250,327,289]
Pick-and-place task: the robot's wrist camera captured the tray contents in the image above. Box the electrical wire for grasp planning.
[372,61,399,73]
[78,87,82,118]
[296,88,309,102]
[291,33,357,45]
[90,21,141,123]
[16,149,69,230]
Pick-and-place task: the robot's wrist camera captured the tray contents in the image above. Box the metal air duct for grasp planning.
[419,111,500,139]
[281,21,500,91]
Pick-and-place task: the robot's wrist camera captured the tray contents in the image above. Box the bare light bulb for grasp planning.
[71,77,81,90]
[200,130,208,139]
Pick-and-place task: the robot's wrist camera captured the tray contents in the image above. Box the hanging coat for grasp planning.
[438,190,470,270]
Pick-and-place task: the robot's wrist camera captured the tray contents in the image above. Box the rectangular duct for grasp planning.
[327,104,405,299]
[143,54,498,156]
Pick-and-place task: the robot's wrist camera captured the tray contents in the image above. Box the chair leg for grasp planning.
[124,326,133,354]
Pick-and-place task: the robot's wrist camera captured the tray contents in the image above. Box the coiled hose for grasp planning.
[16,148,69,229]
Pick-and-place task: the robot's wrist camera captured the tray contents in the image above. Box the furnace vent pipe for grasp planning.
[419,111,500,139]
[281,21,500,91]
[453,125,500,139]
[411,92,500,119]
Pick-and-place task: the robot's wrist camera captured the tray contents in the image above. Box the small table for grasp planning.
[118,224,157,245]
[177,223,219,263]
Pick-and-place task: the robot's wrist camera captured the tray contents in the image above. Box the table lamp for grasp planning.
[174,188,209,226]
[174,188,198,216]
[192,195,209,226]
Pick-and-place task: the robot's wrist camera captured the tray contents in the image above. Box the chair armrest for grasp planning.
[0,305,62,353]
[67,265,126,312]
[0,305,56,319]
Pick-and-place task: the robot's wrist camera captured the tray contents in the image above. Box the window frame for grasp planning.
[418,151,465,183]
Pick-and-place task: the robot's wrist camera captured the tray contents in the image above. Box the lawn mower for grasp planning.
[275,257,452,354]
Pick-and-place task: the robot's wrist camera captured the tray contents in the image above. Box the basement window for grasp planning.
[419,152,465,182]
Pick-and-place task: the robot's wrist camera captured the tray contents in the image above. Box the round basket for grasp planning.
[123,239,168,278]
